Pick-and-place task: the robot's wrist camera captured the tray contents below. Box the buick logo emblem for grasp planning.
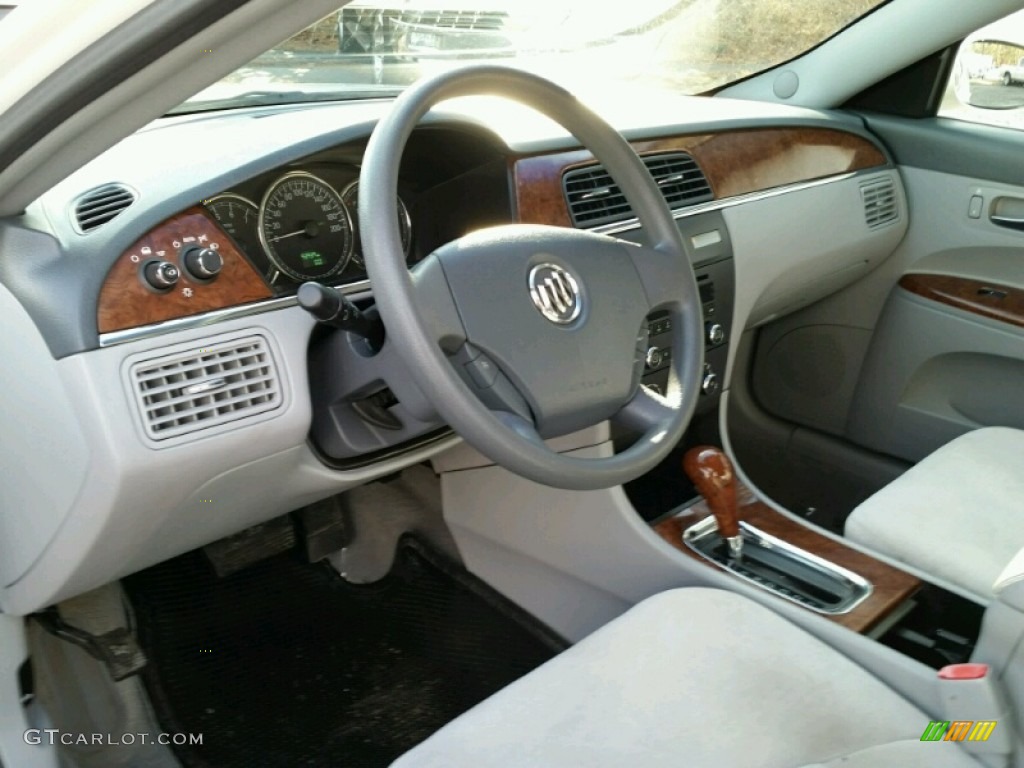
[528,263,582,324]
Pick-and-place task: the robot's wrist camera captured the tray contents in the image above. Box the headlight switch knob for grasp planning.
[142,260,180,291]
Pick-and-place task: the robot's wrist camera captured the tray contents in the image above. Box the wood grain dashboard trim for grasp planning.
[653,490,921,634]
[97,207,272,334]
[900,273,1024,331]
[513,127,888,227]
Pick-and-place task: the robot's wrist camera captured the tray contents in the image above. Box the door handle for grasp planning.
[990,197,1024,231]
[991,214,1024,231]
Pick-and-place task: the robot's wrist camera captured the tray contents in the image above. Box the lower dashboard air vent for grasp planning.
[72,183,136,233]
[129,335,281,443]
[563,152,713,229]
[861,176,898,229]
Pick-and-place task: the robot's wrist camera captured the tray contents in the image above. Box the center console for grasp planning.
[642,257,734,413]
[648,443,986,661]
[624,209,735,417]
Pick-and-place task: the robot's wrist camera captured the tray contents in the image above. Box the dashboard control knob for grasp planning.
[706,322,725,345]
[701,371,720,396]
[182,246,223,280]
[645,346,665,370]
[143,260,180,290]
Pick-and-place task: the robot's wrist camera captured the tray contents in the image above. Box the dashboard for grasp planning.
[0,94,908,614]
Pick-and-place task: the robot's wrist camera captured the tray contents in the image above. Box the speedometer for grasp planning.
[257,171,354,281]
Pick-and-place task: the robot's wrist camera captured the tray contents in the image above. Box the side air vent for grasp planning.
[73,183,136,233]
[129,335,281,443]
[861,176,898,229]
[563,152,713,229]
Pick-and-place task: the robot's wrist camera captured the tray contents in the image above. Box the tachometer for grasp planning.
[205,194,268,274]
[340,180,412,268]
[258,171,354,281]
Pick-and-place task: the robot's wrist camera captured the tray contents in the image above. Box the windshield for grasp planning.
[178,0,887,113]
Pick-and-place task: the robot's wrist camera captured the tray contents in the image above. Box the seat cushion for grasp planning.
[846,426,1024,598]
[391,588,977,768]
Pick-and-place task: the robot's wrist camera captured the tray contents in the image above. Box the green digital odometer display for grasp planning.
[258,171,354,281]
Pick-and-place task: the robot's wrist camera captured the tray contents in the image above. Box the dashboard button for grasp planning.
[701,371,720,396]
[706,322,725,345]
[645,346,665,370]
[465,354,499,389]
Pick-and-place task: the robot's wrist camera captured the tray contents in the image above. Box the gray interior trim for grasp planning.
[862,114,1024,185]
[0,303,463,615]
[0,0,250,213]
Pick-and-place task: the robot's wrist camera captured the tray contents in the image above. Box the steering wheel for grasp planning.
[360,66,704,490]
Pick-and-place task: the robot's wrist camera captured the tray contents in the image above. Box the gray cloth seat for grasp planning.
[845,426,1024,599]
[392,588,978,767]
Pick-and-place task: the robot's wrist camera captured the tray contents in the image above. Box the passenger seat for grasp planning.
[844,426,1024,600]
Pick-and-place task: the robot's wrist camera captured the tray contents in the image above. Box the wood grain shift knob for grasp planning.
[683,445,739,538]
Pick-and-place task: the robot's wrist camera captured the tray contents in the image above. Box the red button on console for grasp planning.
[938,663,989,680]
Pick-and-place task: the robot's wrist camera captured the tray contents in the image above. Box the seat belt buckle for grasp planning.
[932,663,1012,764]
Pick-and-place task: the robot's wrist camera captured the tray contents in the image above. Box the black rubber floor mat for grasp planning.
[123,537,566,768]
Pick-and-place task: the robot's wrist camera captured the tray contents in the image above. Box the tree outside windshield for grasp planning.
[183,0,885,111]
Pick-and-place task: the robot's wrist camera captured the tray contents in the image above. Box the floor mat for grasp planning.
[123,536,566,768]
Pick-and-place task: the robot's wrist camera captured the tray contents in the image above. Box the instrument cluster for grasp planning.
[204,165,414,293]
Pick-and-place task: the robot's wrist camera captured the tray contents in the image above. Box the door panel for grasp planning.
[750,116,1024,464]
[847,269,1024,462]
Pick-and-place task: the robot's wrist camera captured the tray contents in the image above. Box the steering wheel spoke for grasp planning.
[409,254,468,352]
[448,340,536,425]
[612,383,681,434]
[629,242,693,313]
[491,409,545,447]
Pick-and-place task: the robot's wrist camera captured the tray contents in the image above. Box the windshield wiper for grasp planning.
[167,86,403,115]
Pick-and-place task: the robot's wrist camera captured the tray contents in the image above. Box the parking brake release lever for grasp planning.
[298,282,384,351]
[683,445,743,560]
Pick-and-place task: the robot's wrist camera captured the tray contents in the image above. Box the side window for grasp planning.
[940,8,1024,130]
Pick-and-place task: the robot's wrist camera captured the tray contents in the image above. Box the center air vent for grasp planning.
[563,152,713,229]
[861,176,898,229]
[73,183,136,233]
[129,335,281,443]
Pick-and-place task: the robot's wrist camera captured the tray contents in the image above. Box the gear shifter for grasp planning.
[683,445,743,560]
[679,446,873,614]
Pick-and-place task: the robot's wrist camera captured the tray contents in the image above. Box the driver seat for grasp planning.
[391,588,979,767]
